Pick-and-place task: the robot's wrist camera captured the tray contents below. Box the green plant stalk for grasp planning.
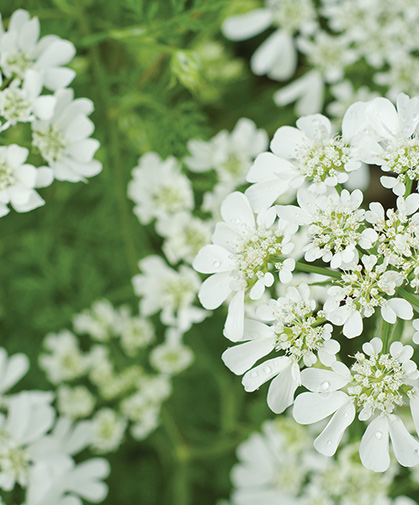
[294,261,341,279]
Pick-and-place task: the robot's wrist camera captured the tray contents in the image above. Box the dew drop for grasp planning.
[313,119,320,126]
[343,411,349,418]
[413,114,419,122]
[250,370,258,378]
[320,381,329,391]
[327,440,332,445]
[264,366,272,374]
[375,431,383,439]
[233,218,241,225]
[213,261,221,268]
[415,449,419,456]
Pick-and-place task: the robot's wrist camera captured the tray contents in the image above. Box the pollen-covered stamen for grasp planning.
[381,136,419,183]
[0,441,30,487]
[348,351,413,416]
[296,136,351,183]
[0,87,33,125]
[338,259,401,317]
[32,124,67,163]
[310,207,365,253]
[0,159,16,190]
[231,227,287,289]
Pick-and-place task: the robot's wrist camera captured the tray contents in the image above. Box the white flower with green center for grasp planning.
[0,9,76,90]
[90,408,127,453]
[194,191,296,341]
[39,330,89,384]
[0,70,56,128]
[245,113,362,212]
[150,329,194,375]
[324,255,413,338]
[222,0,316,81]
[278,188,377,269]
[118,316,155,358]
[184,118,268,185]
[293,338,419,472]
[222,284,339,413]
[0,143,52,217]
[31,88,102,182]
[128,152,194,226]
[132,255,206,332]
[57,385,95,420]
[72,299,121,342]
[356,93,419,196]
[155,211,212,266]
[366,195,419,290]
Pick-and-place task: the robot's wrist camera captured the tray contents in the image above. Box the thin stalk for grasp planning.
[294,261,341,279]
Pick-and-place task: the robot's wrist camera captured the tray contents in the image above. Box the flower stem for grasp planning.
[398,287,419,309]
[404,178,413,197]
[381,319,393,353]
[294,261,341,279]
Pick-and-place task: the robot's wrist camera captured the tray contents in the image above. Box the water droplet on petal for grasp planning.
[320,381,329,391]
[233,218,240,225]
[415,449,419,456]
[327,440,332,445]
[250,370,258,378]
[213,261,221,268]
[264,366,272,374]
[343,411,348,418]
[375,431,383,439]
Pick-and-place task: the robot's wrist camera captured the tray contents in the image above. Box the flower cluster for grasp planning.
[39,299,192,452]
[222,0,419,118]
[221,418,417,505]
[0,346,110,505]
[0,9,101,217]
[194,93,419,471]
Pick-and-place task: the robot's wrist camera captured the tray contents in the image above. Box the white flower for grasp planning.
[150,329,194,375]
[324,255,413,338]
[155,211,213,265]
[0,347,29,396]
[128,152,194,225]
[184,118,268,184]
[0,9,76,90]
[73,299,120,342]
[0,70,56,128]
[31,88,102,182]
[194,191,296,341]
[356,93,419,196]
[278,188,377,269]
[293,338,419,471]
[132,255,206,332]
[90,408,127,454]
[222,0,316,81]
[57,385,95,419]
[222,284,339,413]
[245,113,362,212]
[39,330,88,384]
[118,315,155,357]
[0,143,52,217]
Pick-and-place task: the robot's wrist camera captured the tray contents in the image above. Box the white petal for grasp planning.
[198,272,232,309]
[314,401,355,456]
[359,415,390,472]
[267,362,300,414]
[388,415,419,467]
[242,356,290,392]
[221,9,272,41]
[222,336,276,375]
[224,290,245,341]
[300,367,351,392]
[293,391,349,424]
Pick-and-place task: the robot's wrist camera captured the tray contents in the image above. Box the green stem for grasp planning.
[404,178,413,197]
[381,319,393,353]
[398,287,419,309]
[294,261,341,279]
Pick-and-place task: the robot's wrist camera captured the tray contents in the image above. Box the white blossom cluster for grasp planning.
[221,418,417,505]
[128,118,268,362]
[0,9,102,217]
[222,0,419,118]
[39,299,191,453]
[0,347,110,505]
[194,93,419,472]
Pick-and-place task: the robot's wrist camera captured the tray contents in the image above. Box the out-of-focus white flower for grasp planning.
[90,408,127,454]
[73,299,121,342]
[150,329,194,375]
[57,385,95,420]
[0,9,76,90]
[0,143,52,217]
[222,0,317,81]
[39,330,88,384]
[128,152,194,225]
[133,255,207,332]
[32,88,102,183]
